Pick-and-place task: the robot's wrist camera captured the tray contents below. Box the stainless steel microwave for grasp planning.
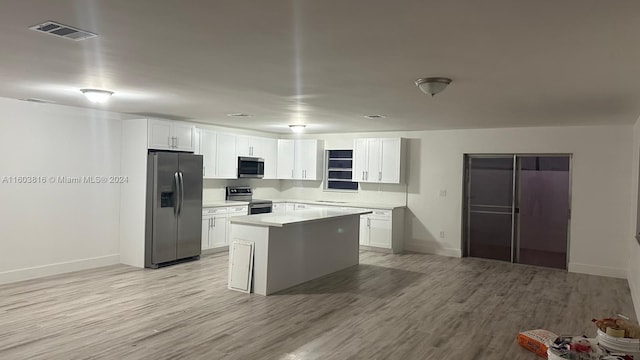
[237,157,264,178]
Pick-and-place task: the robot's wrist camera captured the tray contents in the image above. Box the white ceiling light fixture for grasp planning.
[80,89,114,103]
[227,113,251,117]
[289,124,306,133]
[414,77,452,96]
[364,114,386,119]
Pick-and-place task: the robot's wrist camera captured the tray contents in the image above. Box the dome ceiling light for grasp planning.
[414,77,452,96]
[80,89,114,103]
[288,124,306,133]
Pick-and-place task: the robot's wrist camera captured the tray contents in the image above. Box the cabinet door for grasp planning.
[352,139,368,182]
[194,128,202,155]
[295,139,317,180]
[368,216,392,248]
[200,130,217,178]
[359,215,369,245]
[217,133,238,178]
[210,215,228,248]
[366,139,382,183]
[277,140,295,179]
[259,138,278,179]
[380,138,401,184]
[148,119,172,150]
[172,123,195,151]
[235,135,251,157]
[285,203,295,213]
[202,216,212,250]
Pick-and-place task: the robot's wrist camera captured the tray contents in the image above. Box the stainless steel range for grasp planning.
[225,186,273,215]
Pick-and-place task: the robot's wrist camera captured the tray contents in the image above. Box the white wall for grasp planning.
[295,125,633,277]
[0,98,126,283]
[627,117,640,320]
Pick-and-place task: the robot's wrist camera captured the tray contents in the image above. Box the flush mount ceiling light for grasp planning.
[80,89,114,103]
[414,77,452,96]
[289,124,306,133]
[227,113,251,117]
[364,114,386,120]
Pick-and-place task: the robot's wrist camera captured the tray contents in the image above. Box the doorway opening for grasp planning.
[462,154,572,270]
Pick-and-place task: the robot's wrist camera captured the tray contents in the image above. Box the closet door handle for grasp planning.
[379,171,382,181]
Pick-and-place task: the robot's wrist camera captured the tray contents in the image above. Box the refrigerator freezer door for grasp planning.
[150,152,179,264]
[176,153,203,259]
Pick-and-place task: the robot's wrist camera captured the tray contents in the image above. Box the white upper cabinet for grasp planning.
[235,135,252,157]
[196,129,237,179]
[216,133,238,179]
[200,129,218,178]
[380,138,401,183]
[277,139,295,179]
[352,139,368,182]
[148,119,195,152]
[295,139,321,180]
[277,139,323,180]
[352,138,403,184]
[258,137,278,179]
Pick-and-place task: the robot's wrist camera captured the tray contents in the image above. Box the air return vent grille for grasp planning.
[29,21,97,41]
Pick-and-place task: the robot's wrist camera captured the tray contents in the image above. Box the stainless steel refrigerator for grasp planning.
[145,151,203,268]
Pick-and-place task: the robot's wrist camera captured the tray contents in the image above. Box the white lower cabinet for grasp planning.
[210,214,228,248]
[359,209,403,253]
[202,207,230,251]
[368,213,392,248]
[270,203,403,253]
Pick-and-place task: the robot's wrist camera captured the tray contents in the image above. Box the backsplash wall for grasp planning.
[203,179,281,203]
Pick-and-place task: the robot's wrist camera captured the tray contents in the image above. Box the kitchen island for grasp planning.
[228,208,371,295]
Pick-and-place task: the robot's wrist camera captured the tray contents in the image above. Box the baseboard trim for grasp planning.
[202,246,229,255]
[568,262,626,279]
[0,254,120,285]
[403,241,461,258]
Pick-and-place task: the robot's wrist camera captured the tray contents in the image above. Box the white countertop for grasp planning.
[203,198,405,210]
[202,200,249,207]
[229,208,372,227]
[270,199,405,210]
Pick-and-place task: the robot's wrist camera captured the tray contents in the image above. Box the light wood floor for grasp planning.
[0,251,635,360]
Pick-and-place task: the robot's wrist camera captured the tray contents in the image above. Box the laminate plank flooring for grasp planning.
[0,251,635,360]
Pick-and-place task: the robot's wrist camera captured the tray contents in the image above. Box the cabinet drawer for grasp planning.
[228,206,248,215]
[203,207,229,215]
[370,209,392,217]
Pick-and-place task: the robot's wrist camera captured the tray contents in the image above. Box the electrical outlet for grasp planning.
[439,231,445,238]
[440,189,447,197]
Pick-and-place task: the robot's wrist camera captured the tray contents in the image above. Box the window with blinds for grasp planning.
[325,150,358,191]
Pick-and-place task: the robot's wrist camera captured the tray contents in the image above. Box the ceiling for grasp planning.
[1,0,640,134]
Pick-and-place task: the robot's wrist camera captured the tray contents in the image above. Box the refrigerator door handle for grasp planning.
[178,171,184,215]
[174,172,180,216]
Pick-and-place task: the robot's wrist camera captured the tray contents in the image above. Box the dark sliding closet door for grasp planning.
[517,156,570,269]
[467,157,515,262]
[465,155,571,270]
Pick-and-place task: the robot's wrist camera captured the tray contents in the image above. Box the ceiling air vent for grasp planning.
[19,98,56,104]
[29,21,97,41]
